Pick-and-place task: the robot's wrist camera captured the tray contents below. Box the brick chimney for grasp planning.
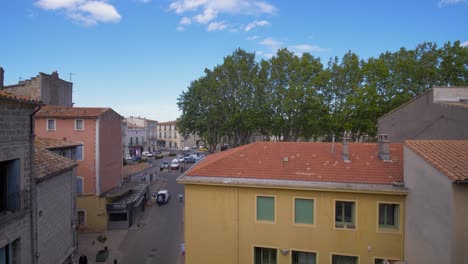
[0,67,4,89]
[342,137,350,163]
[378,134,391,161]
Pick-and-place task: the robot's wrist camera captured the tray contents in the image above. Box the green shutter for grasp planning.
[257,196,275,221]
[295,199,314,224]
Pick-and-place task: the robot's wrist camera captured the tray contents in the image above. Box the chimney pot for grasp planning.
[342,137,350,163]
[378,134,391,161]
[0,67,4,89]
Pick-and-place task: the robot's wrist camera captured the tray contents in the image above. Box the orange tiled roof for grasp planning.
[186,142,403,185]
[34,146,77,180]
[35,105,111,118]
[35,137,82,149]
[0,90,42,105]
[123,163,154,178]
[405,140,468,182]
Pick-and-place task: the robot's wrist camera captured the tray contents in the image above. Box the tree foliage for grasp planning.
[177,41,468,146]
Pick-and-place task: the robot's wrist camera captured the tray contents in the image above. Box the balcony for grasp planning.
[0,190,31,224]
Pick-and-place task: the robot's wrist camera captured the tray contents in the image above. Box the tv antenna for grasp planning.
[69,73,75,82]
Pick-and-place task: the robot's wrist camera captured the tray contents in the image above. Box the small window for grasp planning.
[332,254,358,264]
[379,203,399,230]
[292,251,316,264]
[76,177,84,195]
[75,119,84,130]
[109,213,127,221]
[294,198,314,225]
[256,196,275,222]
[254,247,277,264]
[47,119,56,131]
[76,145,84,161]
[77,210,85,225]
[335,201,356,229]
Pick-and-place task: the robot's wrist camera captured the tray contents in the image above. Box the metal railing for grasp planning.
[0,190,31,224]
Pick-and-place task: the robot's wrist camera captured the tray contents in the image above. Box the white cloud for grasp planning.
[290,44,330,54]
[259,37,283,50]
[168,0,276,31]
[193,7,217,24]
[35,0,121,25]
[207,21,228,31]
[461,41,468,47]
[180,16,192,25]
[247,35,259,41]
[176,26,185,31]
[244,20,269,32]
[438,0,467,7]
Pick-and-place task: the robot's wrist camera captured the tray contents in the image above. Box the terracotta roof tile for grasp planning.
[405,140,468,182]
[35,105,111,118]
[123,163,154,179]
[35,137,82,149]
[0,90,42,105]
[34,146,77,180]
[187,142,403,185]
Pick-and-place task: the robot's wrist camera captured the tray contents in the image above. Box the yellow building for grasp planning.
[178,139,407,264]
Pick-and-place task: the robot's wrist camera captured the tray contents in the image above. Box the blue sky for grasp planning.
[1,0,467,121]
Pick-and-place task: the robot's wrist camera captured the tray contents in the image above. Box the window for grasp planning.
[292,251,316,264]
[130,137,133,145]
[109,213,127,221]
[335,201,356,229]
[256,196,275,222]
[0,159,20,213]
[254,247,276,264]
[76,145,83,161]
[77,210,85,225]
[76,177,84,195]
[0,239,18,264]
[294,198,314,225]
[378,203,399,230]
[332,254,358,264]
[136,137,139,145]
[47,119,56,131]
[75,119,84,130]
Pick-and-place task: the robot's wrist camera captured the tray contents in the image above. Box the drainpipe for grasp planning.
[29,105,41,264]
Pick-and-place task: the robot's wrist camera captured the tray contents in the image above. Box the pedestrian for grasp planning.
[83,256,88,264]
[78,256,84,264]
[114,259,118,264]
[178,193,183,203]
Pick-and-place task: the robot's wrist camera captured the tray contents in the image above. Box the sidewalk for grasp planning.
[76,229,127,264]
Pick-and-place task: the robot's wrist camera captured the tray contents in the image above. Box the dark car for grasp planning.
[132,156,142,162]
[185,156,198,163]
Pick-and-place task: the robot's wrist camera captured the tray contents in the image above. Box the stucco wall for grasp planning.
[0,99,36,263]
[184,184,405,264]
[76,195,108,232]
[36,168,76,264]
[98,110,122,194]
[35,118,97,194]
[404,146,454,264]
[378,90,468,142]
[453,184,468,264]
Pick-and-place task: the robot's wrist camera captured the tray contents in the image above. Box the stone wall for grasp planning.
[0,99,36,263]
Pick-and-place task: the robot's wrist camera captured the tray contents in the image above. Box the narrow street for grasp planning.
[119,158,189,264]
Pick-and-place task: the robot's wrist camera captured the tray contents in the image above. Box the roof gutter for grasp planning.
[455,179,468,184]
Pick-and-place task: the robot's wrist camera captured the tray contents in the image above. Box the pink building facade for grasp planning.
[35,106,123,195]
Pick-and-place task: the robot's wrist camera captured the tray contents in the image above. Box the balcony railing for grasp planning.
[0,190,31,224]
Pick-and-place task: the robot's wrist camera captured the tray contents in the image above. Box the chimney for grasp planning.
[378,134,391,161]
[0,67,4,89]
[342,137,350,163]
[51,71,59,79]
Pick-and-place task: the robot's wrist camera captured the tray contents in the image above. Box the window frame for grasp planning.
[291,248,318,264]
[377,202,401,233]
[77,210,86,226]
[334,199,357,230]
[76,145,84,161]
[331,253,359,264]
[255,194,276,224]
[253,245,278,264]
[47,119,56,131]
[74,119,84,131]
[293,197,316,227]
[76,176,84,195]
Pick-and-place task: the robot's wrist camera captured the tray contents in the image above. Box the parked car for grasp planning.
[125,155,132,160]
[146,152,153,157]
[178,156,185,163]
[185,156,198,163]
[142,151,150,156]
[156,190,170,205]
[182,146,191,151]
[199,147,208,152]
[171,159,179,170]
[160,160,169,169]
[132,156,142,162]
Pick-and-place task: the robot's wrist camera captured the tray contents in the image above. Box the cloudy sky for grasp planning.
[1,0,467,121]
